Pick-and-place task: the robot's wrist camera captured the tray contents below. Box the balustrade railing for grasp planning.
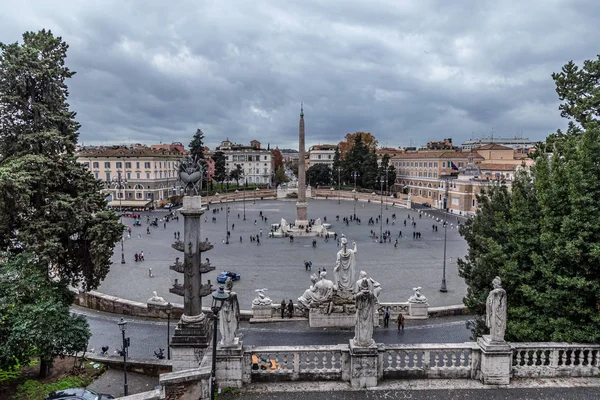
[511,343,600,378]
[382,343,478,379]
[245,345,346,382]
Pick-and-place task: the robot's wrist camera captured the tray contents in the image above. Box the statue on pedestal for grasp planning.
[408,287,427,303]
[219,278,240,346]
[353,272,377,347]
[298,271,335,311]
[334,236,357,293]
[486,276,507,342]
[252,288,273,306]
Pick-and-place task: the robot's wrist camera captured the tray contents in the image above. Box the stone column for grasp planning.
[170,195,211,372]
[477,335,512,384]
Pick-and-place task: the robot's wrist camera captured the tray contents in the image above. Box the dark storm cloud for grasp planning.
[1,0,599,149]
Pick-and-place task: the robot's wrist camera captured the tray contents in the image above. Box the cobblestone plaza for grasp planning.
[101,199,469,308]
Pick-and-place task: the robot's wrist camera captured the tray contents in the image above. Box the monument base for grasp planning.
[216,340,244,389]
[170,315,211,372]
[409,302,429,319]
[251,304,273,320]
[309,307,355,328]
[349,339,380,388]
[477,335,512,385]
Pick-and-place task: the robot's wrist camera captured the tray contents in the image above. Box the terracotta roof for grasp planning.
[475,144,513,151]
[77,146,183,158]
[478,163,518,171]
[391,151,484,160]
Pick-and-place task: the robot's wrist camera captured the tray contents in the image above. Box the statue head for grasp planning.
[341,237,348,246]
[359,270,367,279]
[225,277,234,291]
[320,271,327,279]
[152,291,158,297]
[359,278,369,291]
[492,276,502,289]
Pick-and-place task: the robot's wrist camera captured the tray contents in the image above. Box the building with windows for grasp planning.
[461,136,536,151]
[76,145,184,208]
[307,144,336,168]
[391,145,534,214]
[217,139,273,185]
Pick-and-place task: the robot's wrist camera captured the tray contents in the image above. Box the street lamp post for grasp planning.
[243,179,247,220]
[337,167,341,204]
[111,171,127,264]
[166,303,172,360]
[385,166,389,210]
[439,175,455,293]
[352,171,360,219]
[210,286,229,400]
[225,181,229,245]
[379,178,384,243]
[117,318,129,396]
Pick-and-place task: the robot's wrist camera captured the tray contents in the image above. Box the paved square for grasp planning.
[101,199,468,308]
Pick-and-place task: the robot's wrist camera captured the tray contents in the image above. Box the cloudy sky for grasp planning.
[1,0,598,150]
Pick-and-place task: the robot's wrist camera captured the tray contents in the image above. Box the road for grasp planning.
[74,306,473,359]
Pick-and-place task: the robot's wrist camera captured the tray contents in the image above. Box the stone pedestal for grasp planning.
[409,302,429,319]
[170,316,211,372]
[251,304,273,321]
[216,340,244,389]
[349,339,379,388]
[309,308,355,328]
[477,335,512,385]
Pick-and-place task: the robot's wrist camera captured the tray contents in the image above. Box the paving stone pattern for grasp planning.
[100,199,468,308]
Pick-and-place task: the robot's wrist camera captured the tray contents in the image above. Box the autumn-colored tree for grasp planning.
[338,132,378,160]
[272,148,284,170]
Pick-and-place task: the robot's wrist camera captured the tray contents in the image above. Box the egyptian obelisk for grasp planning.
[295,103,308,227]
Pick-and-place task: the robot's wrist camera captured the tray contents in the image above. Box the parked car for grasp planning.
[163,203,173,209]
[45,388,115,400]
[251,354,281,370]
[217,271,241,283]
[133,220,141,226]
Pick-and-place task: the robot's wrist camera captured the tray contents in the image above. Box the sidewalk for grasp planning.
[87,369,159,398]
[220,378,600,399]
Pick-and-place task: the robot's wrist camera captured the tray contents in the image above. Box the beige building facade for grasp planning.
[76,146,184,208]
[217,139,273,185]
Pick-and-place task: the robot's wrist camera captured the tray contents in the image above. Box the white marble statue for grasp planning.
[315,218,322,226]
[408,287,428,303]
[486,276,507,342]
[252,288,273,306]
[353,274,377,347]
[280,218,288,227]
[148,291,166,304]
[219,279,240,346]
[355,271,382,302]
[298,271,335,310]
[334,236,357,292]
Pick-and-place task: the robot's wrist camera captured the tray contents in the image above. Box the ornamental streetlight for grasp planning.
[117,317,129,396]
[165,303,173,360]
[337,167,341,204]
[210,286,229,400]
[379,178,384,243]
[243,179,247,220]
[439,174,457,293]
[352,171,360,219]
[225,180,229,245]
[111,171,127,264]
[385,165,389,210]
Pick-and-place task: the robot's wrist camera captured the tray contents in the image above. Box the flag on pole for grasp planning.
[450,161,459,170]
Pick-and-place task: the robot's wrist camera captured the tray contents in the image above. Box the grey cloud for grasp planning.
[1,0,599,149]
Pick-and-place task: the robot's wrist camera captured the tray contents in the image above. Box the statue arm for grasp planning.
[352,241,357,254]
[334,253,340,271]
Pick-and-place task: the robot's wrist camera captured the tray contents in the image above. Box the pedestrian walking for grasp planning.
[140,251,144,261]
[135,253,139,262]
[383,307,391,328]
[177,231,180,239]
[397,313,405,331]
[287,300,294,318]
[281,299,286,319]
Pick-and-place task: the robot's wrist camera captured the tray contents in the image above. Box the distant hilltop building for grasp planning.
[307,144,336,168]
[461,137,535,151]
[151,142,186,153]
[427,138,457,150]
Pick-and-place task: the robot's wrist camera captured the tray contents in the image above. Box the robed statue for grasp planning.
[219,278,240,346]
[334,236,357,293]
[486,276,507,342]
[298,271,335,311]
[353,272,377,347]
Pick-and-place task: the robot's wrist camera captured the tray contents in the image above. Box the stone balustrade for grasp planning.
[382,343,479,379]
[244,345,347,382]
[511,343,600,378]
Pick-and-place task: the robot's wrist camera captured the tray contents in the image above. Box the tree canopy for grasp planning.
[307,163,332,186]
[212,151,227,183]
[458,55,600,343]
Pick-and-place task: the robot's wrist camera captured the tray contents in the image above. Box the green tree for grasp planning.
[0,30,121,290]
[229,163,244,186]
[306,163,332,186]
[332,146,342,185]
[274,165,289,186]
[272,148,284,170]
[212,151,227,184]
[0,254,91,377]
[189,128,207,162]
[361,151,379,189]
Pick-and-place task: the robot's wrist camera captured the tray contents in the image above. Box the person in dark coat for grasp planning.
[287,300,294,318]
[280,299,286,319]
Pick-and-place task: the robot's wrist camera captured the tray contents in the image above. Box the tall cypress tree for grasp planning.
[0,30,121,290]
